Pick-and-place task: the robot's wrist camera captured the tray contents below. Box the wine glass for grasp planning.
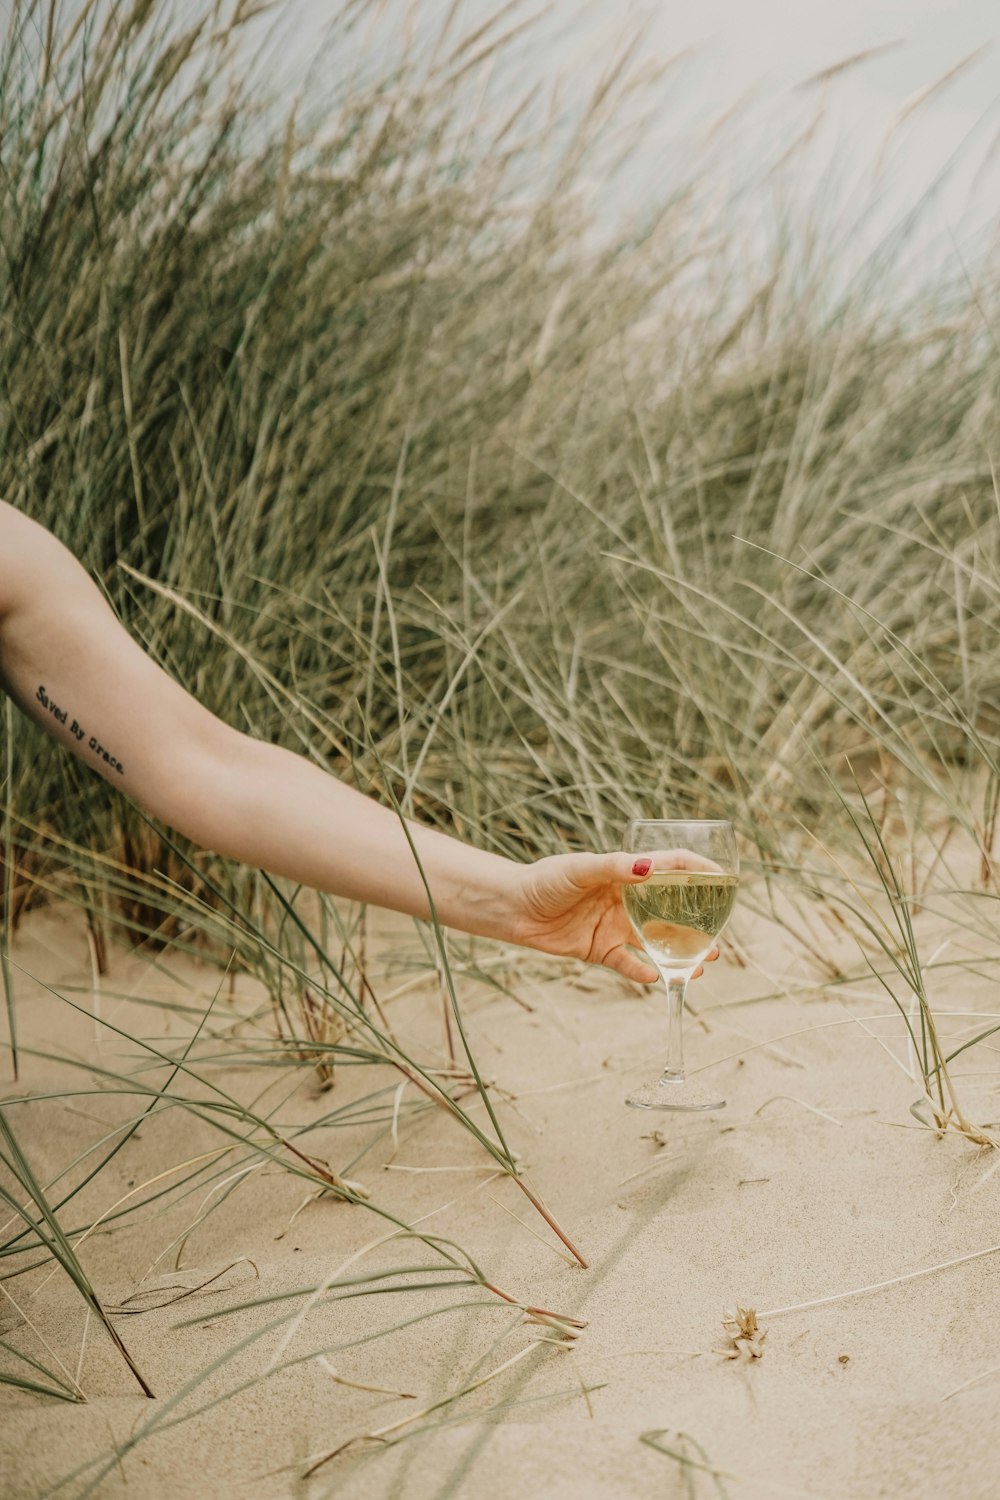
[621,819,738,1111]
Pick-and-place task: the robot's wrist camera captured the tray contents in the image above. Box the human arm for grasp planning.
[0,503,705,984]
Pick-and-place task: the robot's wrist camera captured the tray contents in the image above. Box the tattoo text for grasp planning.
[36,685,125,775]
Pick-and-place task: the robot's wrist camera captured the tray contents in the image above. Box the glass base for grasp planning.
[626,1076,726,1112]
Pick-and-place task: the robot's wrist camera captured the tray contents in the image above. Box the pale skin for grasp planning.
[0,502,717,985]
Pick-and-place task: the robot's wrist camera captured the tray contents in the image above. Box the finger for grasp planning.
[575,849,725,886]
[567,851,660,889]
[601,944,659,984]
[690,949,719,979]
[653,847,724,874]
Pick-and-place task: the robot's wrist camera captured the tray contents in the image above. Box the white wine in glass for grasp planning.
[622,819,738,1111]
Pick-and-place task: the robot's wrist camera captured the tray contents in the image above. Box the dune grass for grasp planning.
[3,0,1000,1484]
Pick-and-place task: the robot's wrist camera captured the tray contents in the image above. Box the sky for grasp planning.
[634,1,1000,223]
[258,0,1000,284]
[8,0,996,283]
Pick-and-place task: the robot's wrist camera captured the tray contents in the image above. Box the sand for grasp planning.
[3,892,1000,1500]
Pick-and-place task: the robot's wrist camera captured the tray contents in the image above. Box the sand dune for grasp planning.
[3,897,1000,1499]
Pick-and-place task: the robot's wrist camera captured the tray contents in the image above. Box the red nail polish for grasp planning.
[632,858,651,876]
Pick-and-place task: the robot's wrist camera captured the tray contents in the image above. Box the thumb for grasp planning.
[575,851,655,887]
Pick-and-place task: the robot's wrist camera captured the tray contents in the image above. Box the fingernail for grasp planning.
[631,858,652,877]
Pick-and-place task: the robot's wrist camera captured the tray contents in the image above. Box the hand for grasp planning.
[505,851,720,984]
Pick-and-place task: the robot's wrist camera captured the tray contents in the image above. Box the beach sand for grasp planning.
[3,893,1000,1499]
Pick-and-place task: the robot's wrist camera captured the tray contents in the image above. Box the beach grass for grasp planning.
[3,0,1000,1487]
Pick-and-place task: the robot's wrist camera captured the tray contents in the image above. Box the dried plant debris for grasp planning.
[525,1311,584,1348]
[715,1306,767,1362]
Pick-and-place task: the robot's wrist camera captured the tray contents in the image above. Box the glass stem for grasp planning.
[662,974,688,1084]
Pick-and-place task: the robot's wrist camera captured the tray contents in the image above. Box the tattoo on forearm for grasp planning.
[36,685,125,776]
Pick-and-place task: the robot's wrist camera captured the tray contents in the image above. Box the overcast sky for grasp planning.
[13,0,992,282]
[636,0,1000,211]
[620,0,1000,277]
[253,0,999,280]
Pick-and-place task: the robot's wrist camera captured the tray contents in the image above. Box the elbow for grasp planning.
[135,728,257,857]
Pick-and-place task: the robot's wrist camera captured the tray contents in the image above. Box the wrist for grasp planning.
[432,846,525,943]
